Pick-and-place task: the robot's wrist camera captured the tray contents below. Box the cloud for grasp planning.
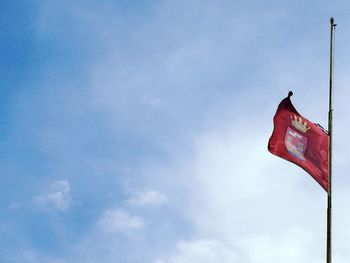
[150,118,332,263]
[34,180,71,211]
[97,209,145,234]
[127,190,167,206]
[239,228,316,263]
[23,117,350,263]
[161,239,239,263]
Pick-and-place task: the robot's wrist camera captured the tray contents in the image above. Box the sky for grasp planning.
[1,1,350,262]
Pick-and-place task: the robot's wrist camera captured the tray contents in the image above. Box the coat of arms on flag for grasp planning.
[285,127,308,161]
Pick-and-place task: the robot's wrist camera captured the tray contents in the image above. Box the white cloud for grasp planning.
[97,209,145,234]
[239,228,316,263]
[34,180,71,211]
[159,239,238,263]
[154,119,331,263]
[127,190,167,206]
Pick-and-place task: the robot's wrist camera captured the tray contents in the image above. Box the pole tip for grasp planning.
[288,91,293,98]
[330,17,334,24]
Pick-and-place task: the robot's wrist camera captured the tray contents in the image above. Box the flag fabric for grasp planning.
[268,92,328,191]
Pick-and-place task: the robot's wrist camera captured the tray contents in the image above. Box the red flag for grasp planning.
[268,92,328,191]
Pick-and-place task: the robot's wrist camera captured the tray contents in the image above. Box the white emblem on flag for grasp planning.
[285,127,308,161]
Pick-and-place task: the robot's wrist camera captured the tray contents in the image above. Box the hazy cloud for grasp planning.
[160,239,239,263]
[97,209,145,234]
[127,190,167,206]
[34,180,71,211]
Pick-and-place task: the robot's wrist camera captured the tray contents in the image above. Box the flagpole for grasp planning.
[327,17,336,263]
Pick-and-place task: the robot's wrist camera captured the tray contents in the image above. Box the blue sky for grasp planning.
[1,1,350,262]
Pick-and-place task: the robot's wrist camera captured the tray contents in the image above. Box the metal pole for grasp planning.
[327,16,336,263]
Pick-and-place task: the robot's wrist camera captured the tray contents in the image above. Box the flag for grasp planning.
[268,92,328,191]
